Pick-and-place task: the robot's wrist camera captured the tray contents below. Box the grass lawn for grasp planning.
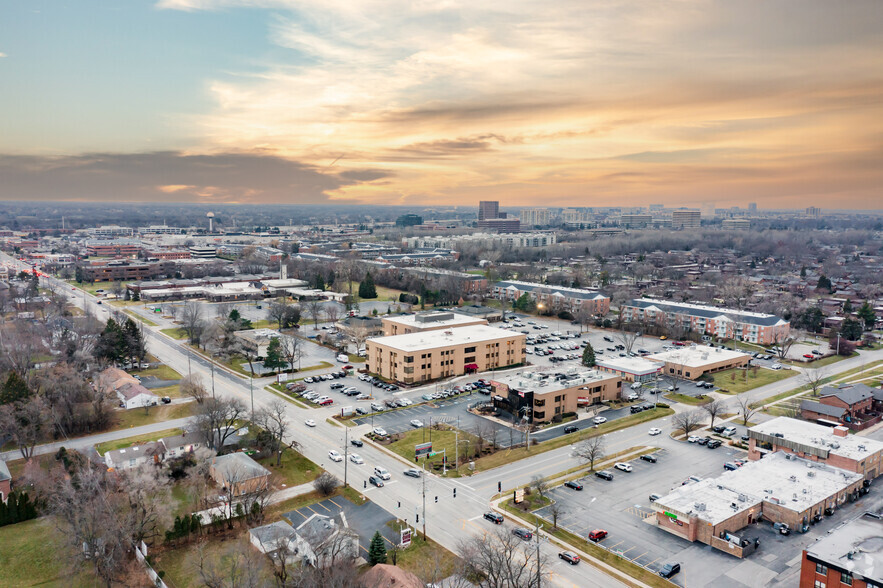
[155,535,275,588]
[342,280,407,302]
[386,427,481,474]
[385,521,460,580]
[712,367,797,394]
[114,401,197,429]
[137,363,183,380]
[95,427,184,454]
[786,353,855,368]
[256,448,322,488]
[123,309,159,326]
[161,327,188,340]
[0,517,100,588]
[663,393,712,406]
[67,279,130,296]
[151,383,182,398]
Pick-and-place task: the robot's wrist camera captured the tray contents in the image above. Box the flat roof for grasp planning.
[382,311,485,329]
[646,345,749,368]
[491,368,618,395]
[655,452,863,526]
[595,356,663,375]
[367,324,523,353]
[750,416,883,461]
[806,514,883,582]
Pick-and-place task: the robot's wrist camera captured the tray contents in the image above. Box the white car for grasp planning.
[771,364,782,370]
[687,435,701,443]
[398,399,413,406]
[305,419,317,427]
[614,462,633,473]
[648,427,662,436]
[328,450,343,462]
[410,419,424,428]
[593,416,607,425]
[349,454,364,464]
[373,427,388,437]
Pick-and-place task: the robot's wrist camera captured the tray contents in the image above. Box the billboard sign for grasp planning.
[415,442,432,458]
[514,488,525,504]
[400,528,412,548]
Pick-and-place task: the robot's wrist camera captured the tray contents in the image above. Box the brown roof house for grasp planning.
[209,452,271,497]
[359,564,423,588]
[97,367,158,410]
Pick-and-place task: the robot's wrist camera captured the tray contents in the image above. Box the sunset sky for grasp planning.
[1,1,881,209]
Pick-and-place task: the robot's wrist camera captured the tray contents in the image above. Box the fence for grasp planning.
[135,542,169,588]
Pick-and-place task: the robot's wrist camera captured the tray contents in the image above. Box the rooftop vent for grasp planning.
[738,494,748,502]
[694,503,706,512]
[808,471,816,478]
[790,475,797,482]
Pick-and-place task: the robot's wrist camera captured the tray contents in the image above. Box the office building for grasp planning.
[478,201,500,221]
[395,214,423,227]
[748,203,757,212]
[365,325,525,384]
[800,513,883,588]
[88,225,134,238]
[491,280,610,316]
[646,345,750,380]
[404,232,555,249]
[806,206,822,218]
[189,245,218,259]
[620,214,653,228]
[722,219,751,230]
[380,311,488,336]
[84,239,142,257]
[519,208,551,227]
[477,218,521,233]
[672,210,701,230]
[621,298,791,345]
[595,356,664,383]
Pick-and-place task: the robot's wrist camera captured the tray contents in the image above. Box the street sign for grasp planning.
[514,488,525,504]
[415,442,432,458]
[428,452,437,457]
[400,528,412,548]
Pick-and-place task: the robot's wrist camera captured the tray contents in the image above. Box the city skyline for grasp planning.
[1,1,882,209]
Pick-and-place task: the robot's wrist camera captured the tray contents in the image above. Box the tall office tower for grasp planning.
[748,202,757,211]
[478,201,499,221]
[671,210,701,230]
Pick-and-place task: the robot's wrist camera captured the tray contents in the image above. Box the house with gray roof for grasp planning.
[491,280,610,316]
[209,452,271,497]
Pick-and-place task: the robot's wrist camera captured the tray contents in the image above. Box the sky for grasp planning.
[1,0,882,209]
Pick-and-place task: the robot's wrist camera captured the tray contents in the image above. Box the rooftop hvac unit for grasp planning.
[790,475,797,481]
[738,494,748,502]
[694,503,706,511]
[808,471,816,478]
[793,494,798,501]
[830,442,840,449]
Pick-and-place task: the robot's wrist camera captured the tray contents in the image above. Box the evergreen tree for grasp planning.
[581,343,596,367]
[263,337,286,372]
[368,531,387,565]
[74,265,84,283]
[132,289,140,301]
[95,318,127,363]
[358,272,377,299]
[0,371,30,405]
[229,309,242,323]
[843,299,853,314]
[857,301,876,329]
[314,273,325,291]
[123,318,146,364]
[800,266,807,278]
[841,318,863,341]
[817,275,832,291]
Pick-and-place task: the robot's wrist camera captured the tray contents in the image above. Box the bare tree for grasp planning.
[179,301,205,346]
[572,435,606,471]
[279,335,302,372]
[734,393,759,427]
[617,326,641,355]
[773,332,798,360]
[197,540,267,588]
[702,399,726,430]
[672,409,705,436]
[458,526,546,588]
[0,396,51,460]
[267,300,289,330]
[324,303,341,326]
[314,472,341,496]
[121,468,173,546]
[548,501,565,530]
[305,299,324,330]
[254,399,294,466]
[181,373,209,404]
[803,367,829,396]
[529,474,549,499]
[195,397,248,450]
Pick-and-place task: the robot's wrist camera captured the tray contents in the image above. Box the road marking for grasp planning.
[632,550,648,561]
[468,515,481,521]
[645,557,660,568]
[315,501,331,512]
[291,509,308,520]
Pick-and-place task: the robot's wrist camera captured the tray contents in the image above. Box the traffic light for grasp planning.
[453,488,457,498]
[416,514,419,523]
[434,496,438,503]
[398,501,401,508]
[498,481,502,493]
[364,480,367,489]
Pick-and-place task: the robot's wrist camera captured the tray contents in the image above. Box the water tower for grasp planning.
[206,212,215,232]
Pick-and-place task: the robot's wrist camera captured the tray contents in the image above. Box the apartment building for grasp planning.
[490,369,622,424]
[722,219,751,230]
[380,311,487,336]
[672,210,701,229]
[492,280,610,316]
[519,208,551,227]
[478,201,499,221]
[620,214,653,228]
[84,239,142,257]
[365,325,525,384]
[621,298,790,344]
[800,513,882,588]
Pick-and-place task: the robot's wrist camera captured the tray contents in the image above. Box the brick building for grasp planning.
[491,280,610,316]
[748,417,883,480]
[800,513,883,588]
[380,311,487,336]
[646,345,750,381]
[210,453,271,497]
[800,384,880,430]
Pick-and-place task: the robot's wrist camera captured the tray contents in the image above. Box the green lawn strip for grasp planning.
[161,327,188,339]
[498,500,674,588]
[138,363,183,380]
[114,402,197,429]
[95,427,184,455]
[0,517,100,588]
[326,417,342,428]
[712,367,797,394]
[348,354,367,363]
[384,521,460,579]
[150,384,182,398]
[783,353,856,368]
[469,407,674,473]
[257,448,322,488]
[755,360,883,410]
[267,384,318,409]
[330,415,357,427]
[123,308,159,326]
[385,427,482,474]
[663,393,712,406]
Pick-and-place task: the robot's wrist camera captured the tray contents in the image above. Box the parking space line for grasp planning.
[291,509,308,520]
[327,498,342,508]
[315,502,331,512]
[632,551,648,561]
[610,540,624,549]
[645,557,660,568]
[620,546,636,555]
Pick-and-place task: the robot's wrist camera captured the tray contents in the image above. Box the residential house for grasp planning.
[209,452,271,497]
[801,384,880,430]
[97,367,159,410]
[0,460,11,502]
[249,521,308,563]
[104,442,164,470]
[294,513,360,567]
[360,564,423,588]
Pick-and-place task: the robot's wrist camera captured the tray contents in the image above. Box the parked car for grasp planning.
[564,480,583,491]
[318,398,333,406]
[588,529,608,542]
[161,396,171,404]
[614,462,633,473]
[722,427,737,436]
[372,427,388,437]
[484,512,503,524]
[724,462,739,471]
[649,493,662,502]
[593,416,607,425]
[707,439,723,449]
[803,353,814,359]
[658,563,681,578]
[513,528,533,541]
[687,435,701,443]
[595,470,614,481]
[563,425,579,434]
[712,425,726,433]
[697,437,709,445]
[559,551,580,565]
[773,522,791,535]
[410,419,424,428]
[640,454,658,463]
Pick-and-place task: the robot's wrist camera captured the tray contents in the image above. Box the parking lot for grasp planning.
[281,495,399,555]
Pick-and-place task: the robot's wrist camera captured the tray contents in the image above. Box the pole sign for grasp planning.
[400,528,412,548]
[415,442,432,458]
[514,488,525,504]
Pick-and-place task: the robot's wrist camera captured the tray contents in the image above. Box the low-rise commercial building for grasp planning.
[652,452,865,558]
[595,355,663,383]
[491,280,610,316]
[646,345,750,380]
[490,368,622,424]
[84,239,143,257]
[748,417,883,480]
[366,325,525,384]
[233,328,294,357]
[800,513,883,588]
[380,311,487,336]
[621,298,790,345]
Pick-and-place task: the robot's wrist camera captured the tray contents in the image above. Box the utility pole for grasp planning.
[344,427,349,487]
[421,457,427,539]
[210,351,216,399]
[249,373,254,421]
[535,518,542,588]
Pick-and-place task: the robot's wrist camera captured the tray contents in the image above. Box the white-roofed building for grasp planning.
[595,355,664,383]
[380,310,487,336]
[646,345,750,380]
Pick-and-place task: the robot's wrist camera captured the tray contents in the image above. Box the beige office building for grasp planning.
[366,325,526,384]
[380,311,487,336]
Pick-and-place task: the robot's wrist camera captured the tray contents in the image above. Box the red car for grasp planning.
[803,354,814,359]
[588,529,608,542]
[319,398,333,406]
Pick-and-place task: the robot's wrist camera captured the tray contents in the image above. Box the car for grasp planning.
[304,377,315,383]
[368,476,384,487]
[483,512,503,524]
[513,528,533,541]
[614,462,633,473]
[707,439,723,449]
[422,393,434,401]
[564,480,583,491]
[373,467,391,480]
[588,529,608,543]
[398,398,412,406]
[563,425,579,434]
[595,470,614,481]
[559,551,580,565]
[593,416,607,425]
[372,427,388,437]
[627,392,640,401]
[351,439,363,447]
[697,436,709,445]
[403,468,422,478]
[734,459,747,467]
[319,398,333,406]
[630,405,644,414]
[328,450,343,462]
[649,493,663,502]
[722,427,737,436]
[773,522,791,535]
[640,454,658,463]
[812,349,823,355]
[771,363,783,370]
[336,354,349,362]
[687,435,701,443]
[330,382,345,389]
[724,462,739,471]
[658,562,681,578]
[410,419,424,428]
[648,427,662,436]
[161,396,172,404]
[712,425,726,433]
[305,419,316,427]
[803,353,814,359]
[703,381,714,389]
[349,454,364,464]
